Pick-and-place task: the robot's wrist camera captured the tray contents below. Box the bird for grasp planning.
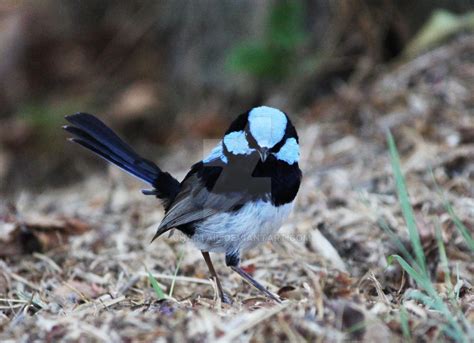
[64,106,302,303]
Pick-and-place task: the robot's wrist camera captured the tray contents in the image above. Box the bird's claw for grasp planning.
[220,292,233,305]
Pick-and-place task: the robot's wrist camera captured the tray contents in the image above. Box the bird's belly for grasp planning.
[191,201,293,254]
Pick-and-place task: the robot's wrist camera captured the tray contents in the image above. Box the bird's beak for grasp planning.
[258,148,269,162]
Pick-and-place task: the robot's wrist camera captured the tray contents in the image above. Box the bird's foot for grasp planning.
[230,266,281,303]
[220,291,233,305]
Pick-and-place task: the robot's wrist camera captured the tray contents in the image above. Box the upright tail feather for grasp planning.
[64,113,180,204]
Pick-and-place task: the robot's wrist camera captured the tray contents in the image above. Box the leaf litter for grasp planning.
[0,34,473,341]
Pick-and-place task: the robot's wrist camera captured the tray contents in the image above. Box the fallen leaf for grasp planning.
[277,285,305,300]
[0,215,91,256]
[323,270,354,298]
[53,280,105,304]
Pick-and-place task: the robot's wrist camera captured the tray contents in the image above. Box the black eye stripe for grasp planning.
[270,138,285,152]
[270,117,298,153]
[244,126,258,149]
[225,112,248,134]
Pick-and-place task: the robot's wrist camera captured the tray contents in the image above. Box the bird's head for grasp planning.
[221,106,299,165]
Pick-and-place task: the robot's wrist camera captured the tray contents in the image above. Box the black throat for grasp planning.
[192,151,301,208]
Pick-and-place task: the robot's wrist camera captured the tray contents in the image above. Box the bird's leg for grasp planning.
[226,253,281,303]
[201,251,232,304]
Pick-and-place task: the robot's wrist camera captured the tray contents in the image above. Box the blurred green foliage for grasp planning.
[227,1,307,80]
[18,102,67,136]
[17,99,86,146]
[16,97,90,134]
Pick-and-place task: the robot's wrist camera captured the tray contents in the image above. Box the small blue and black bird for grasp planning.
[64,106,302,303]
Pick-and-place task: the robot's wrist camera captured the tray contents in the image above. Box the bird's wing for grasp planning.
[152,162,256,240]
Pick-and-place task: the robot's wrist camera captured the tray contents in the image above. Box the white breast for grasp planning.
[191,201,293,255]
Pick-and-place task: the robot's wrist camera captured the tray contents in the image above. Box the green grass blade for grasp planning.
[441,325,464,342]
[377,217,416,265]
[392,255,428,288]
[445,201,474,252]
[435,222,452,291]
[147,269,166,300]
[386,136,469,342]
[400,306,411,341]
[168,249,185,298]
[406,289,436,308]
[454,262,462,301]
[430,169,474,253]
[406,288,466,342]
[387,132,426,273]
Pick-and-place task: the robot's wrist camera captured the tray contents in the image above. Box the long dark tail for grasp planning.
[64,113,180,204]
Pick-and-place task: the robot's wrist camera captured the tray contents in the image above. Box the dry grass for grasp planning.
[1,35,474,342]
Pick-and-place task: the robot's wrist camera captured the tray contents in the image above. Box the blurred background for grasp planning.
[1,2,474,340]
[0,0,473,193]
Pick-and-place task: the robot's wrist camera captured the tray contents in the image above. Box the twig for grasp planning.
[138,272,212,285]
[216,303,289,342]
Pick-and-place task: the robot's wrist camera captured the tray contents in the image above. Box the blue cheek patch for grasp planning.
[274,138,299,164]
[223,131,253,156]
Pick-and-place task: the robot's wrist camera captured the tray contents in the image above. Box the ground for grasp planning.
[1,36,473,342]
